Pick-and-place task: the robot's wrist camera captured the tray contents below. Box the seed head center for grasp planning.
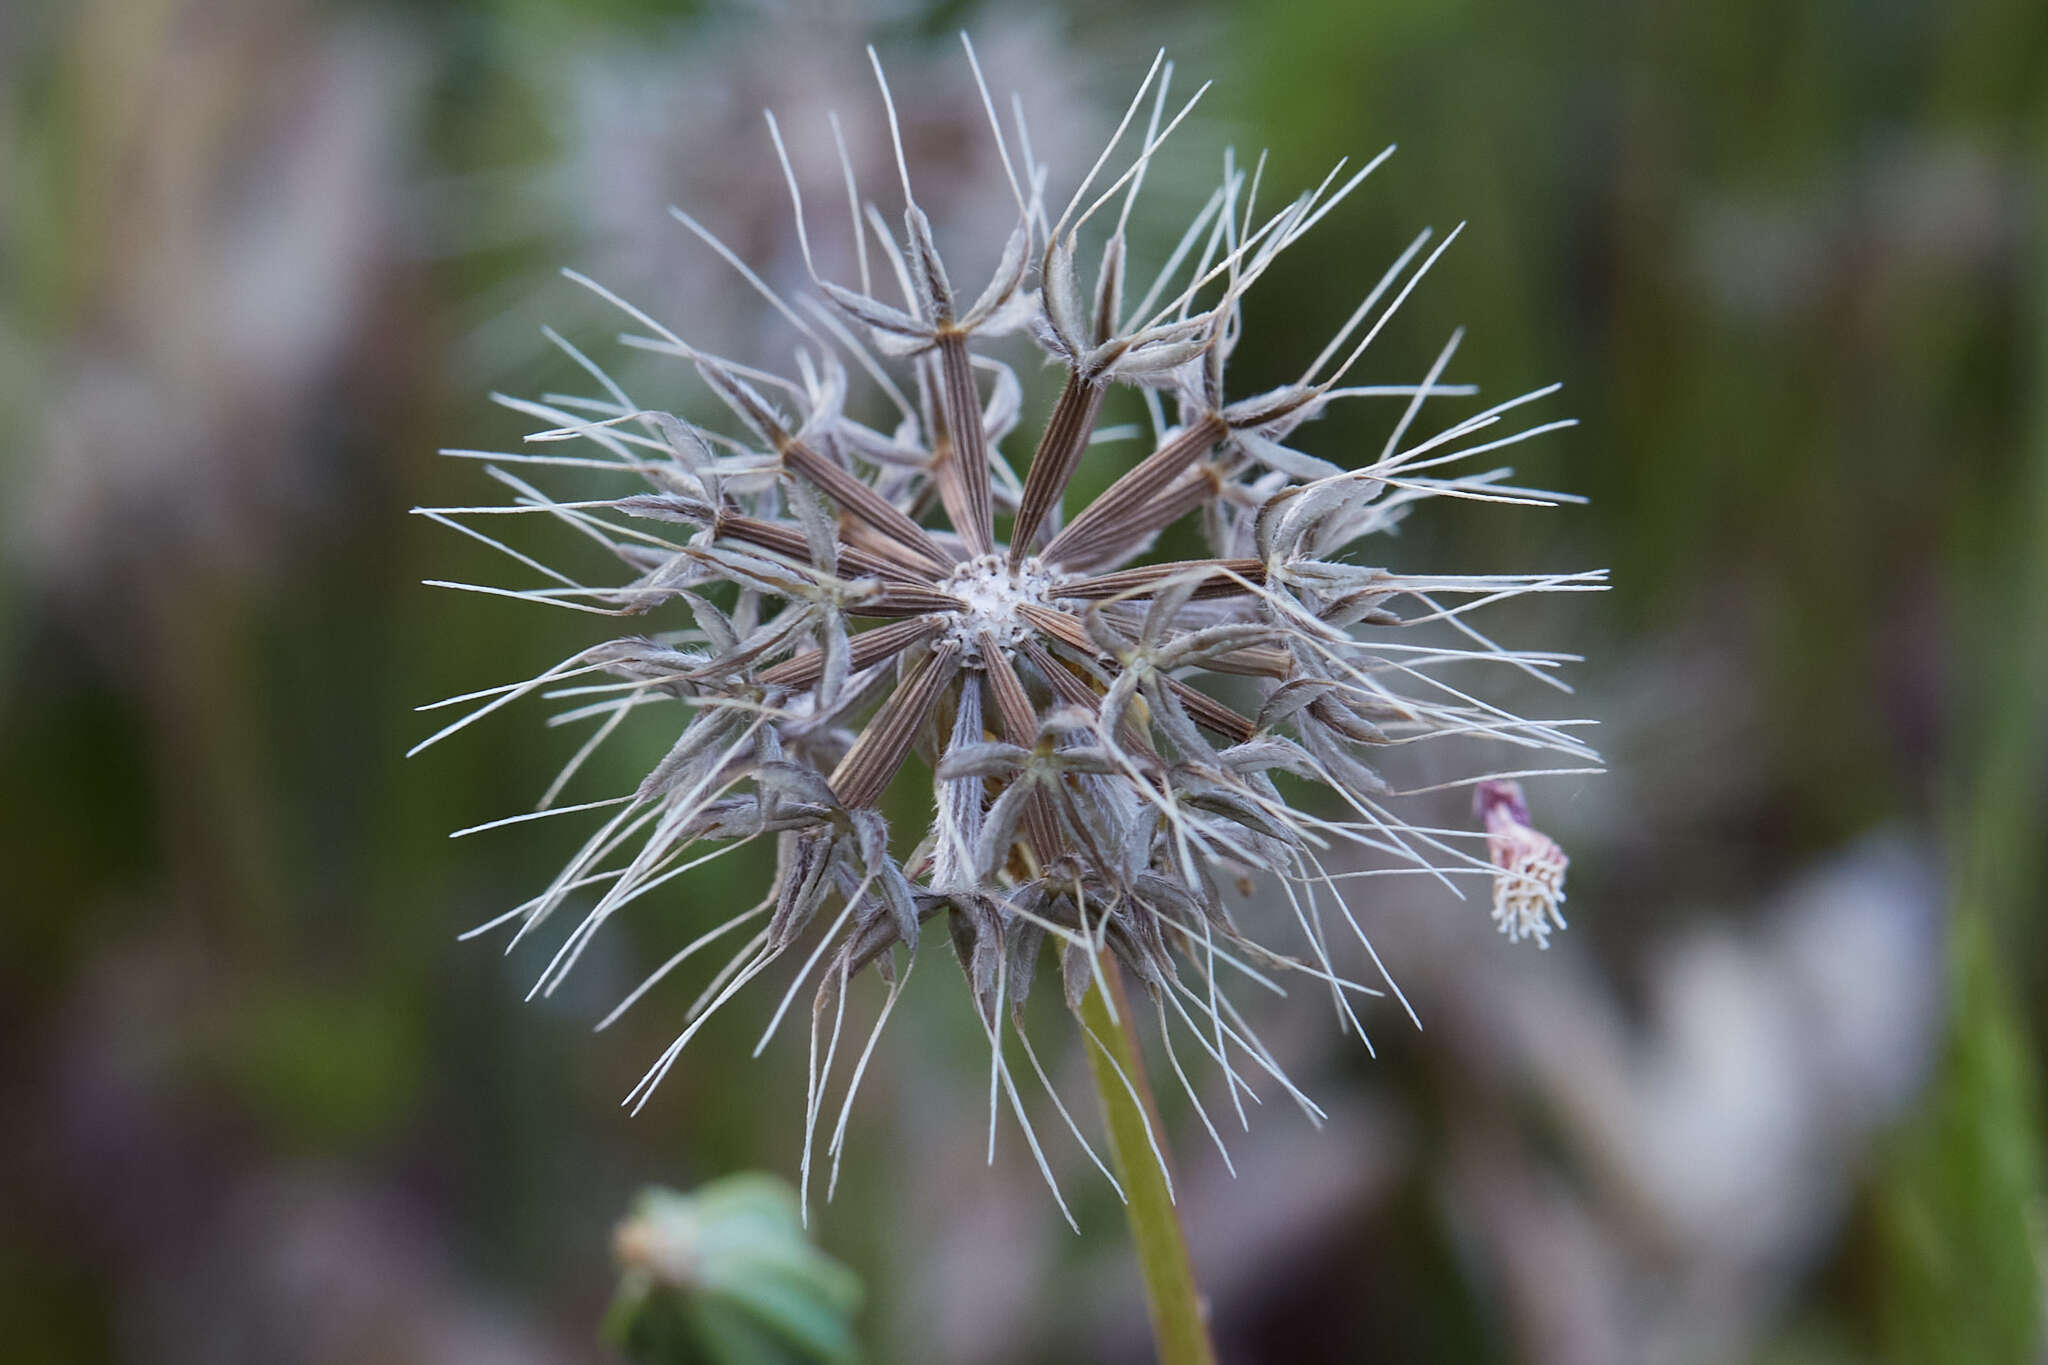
[941,553,1053,655]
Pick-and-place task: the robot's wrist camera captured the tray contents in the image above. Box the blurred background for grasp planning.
[3,0,2045,1360]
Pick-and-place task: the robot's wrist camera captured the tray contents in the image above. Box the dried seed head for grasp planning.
[418,39,1604,1222]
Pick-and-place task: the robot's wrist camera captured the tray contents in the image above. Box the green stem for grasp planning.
[1080,963,1218,1365]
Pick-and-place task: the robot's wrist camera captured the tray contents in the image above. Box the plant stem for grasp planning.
[1080,962,1218,1365]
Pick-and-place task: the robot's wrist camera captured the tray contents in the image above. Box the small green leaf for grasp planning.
[606,1174,863,1365]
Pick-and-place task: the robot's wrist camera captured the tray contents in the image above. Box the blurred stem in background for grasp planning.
[1080,963,1219,1365]
[1869,66,2048,1365]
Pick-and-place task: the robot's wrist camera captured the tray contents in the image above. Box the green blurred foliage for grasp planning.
[1875,912,2043,1364]
[1867,112,2048,1358]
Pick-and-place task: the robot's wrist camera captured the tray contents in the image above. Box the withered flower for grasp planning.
[1475,779,1572,948]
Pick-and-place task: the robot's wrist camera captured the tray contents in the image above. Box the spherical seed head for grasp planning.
[422,40,1604,1215]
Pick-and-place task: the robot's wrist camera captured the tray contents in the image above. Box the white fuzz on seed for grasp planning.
[940,555,1055,655]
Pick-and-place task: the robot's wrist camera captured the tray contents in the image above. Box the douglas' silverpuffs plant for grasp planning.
[416,37,1600,1361]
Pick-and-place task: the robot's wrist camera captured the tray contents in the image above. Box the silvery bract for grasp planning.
[418,41,1601,1225]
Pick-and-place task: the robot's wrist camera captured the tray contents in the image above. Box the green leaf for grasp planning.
[606,1174,864,1365]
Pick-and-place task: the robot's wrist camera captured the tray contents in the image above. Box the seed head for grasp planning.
[417,40,1603,1223]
